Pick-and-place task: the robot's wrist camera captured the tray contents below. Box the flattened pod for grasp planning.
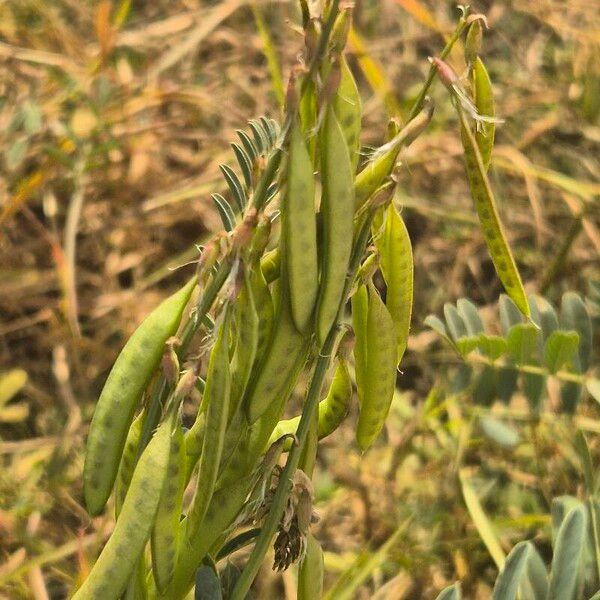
[316,106,355,346]
[114,410,144,517]
[84,277,196,516]
[230,266,259,415]
[376,204,413,364]
[244,281,308,424]
[457,109,530,317]
[351,284,368,404]
[284,121,319,333]
[151,422,185,593]
[334,55,362,172]
[266,357,352,450]
[356,283,397,451]
[187,307,232,536]
[73,417,173,600]
[472,57,495,171]
[298,533,324,600]
[250,264,274,360]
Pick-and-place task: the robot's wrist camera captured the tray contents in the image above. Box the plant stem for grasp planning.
[230,212,375,600]
[407,15,469,122]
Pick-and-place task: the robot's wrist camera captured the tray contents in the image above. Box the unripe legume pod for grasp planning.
[472,56,495,171]
[356,283,397,451]
[84,277,197,516]
[244,279,309,424]
[351,284,368,405]
[73,416,173,600]
[250,264,274,366]
[375,203,413,364]
[230,266,259,415]
[298,533,324,600]
[114,410,144,517]
[151,422,185,593]
[283,120,319,333]
[266,357,352,450]
[316,105,355,346]
[334,55,362,172]
[187,306,232,536]
[457,106,530,318]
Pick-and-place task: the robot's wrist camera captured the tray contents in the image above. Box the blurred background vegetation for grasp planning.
[0,0,599,598]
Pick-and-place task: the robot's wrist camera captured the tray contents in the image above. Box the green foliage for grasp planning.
[426,292,597,413]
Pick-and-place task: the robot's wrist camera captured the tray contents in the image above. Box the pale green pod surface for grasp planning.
[458,110,530,318]
[114,410,144,517]
[298,533,324,600]
[187,308,232,537]
[376,204,414,364]
[151,422,185,593]
[244,281,308,424]
[230,267,259,415]
[334,55,362,172]
[299,75,318,161]
[356,283,397,452]
[260,248,280,284]
[284,121,319,333]
[84,277,196,516]
[351,284,368,405]
[73,418,172,600]
[250,264,274,361]
[316,106,355,346]
[266,357,352,450]
[472,57,495,172]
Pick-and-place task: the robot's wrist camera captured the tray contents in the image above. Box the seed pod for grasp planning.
[316,105,355,346]
[356,283,397,451]
[351,284,369,404]
[250,265,274,368]
[266,357,352,450]
[465,20,482,66]
[84,277,197,516]
[375,203,413,364]
[334,55,362,172]
[187,306,232,537]
[283,121,319,333]
[472,56,495,171]
[151,421,185,593]
[457,107,530,317]
[230,264,259,415]
[298,533,324,600]
[114,410,144,517]
[244,275,309,423]
[260,247,280,283]
[73,415,173,600]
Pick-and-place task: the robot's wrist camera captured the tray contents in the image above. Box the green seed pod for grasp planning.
[244,278,309,424]
[316,105,355,346]
[84,277,197,516]
[334,55,362,172]
[457,107,529,317]
[73,415,173,600]
[283,120,319,333]
[298,533,324,600]
[375,203,414,364]
[465,20,482,66]
[114,410,145,517]
[472,57,495,171]
[351,284,369,405]
[187,306,232,537]
[260,247,280,283]
[266,357,352,450]
[151,422,185,593]
[356,283,397,452]
[230,265,259,415]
